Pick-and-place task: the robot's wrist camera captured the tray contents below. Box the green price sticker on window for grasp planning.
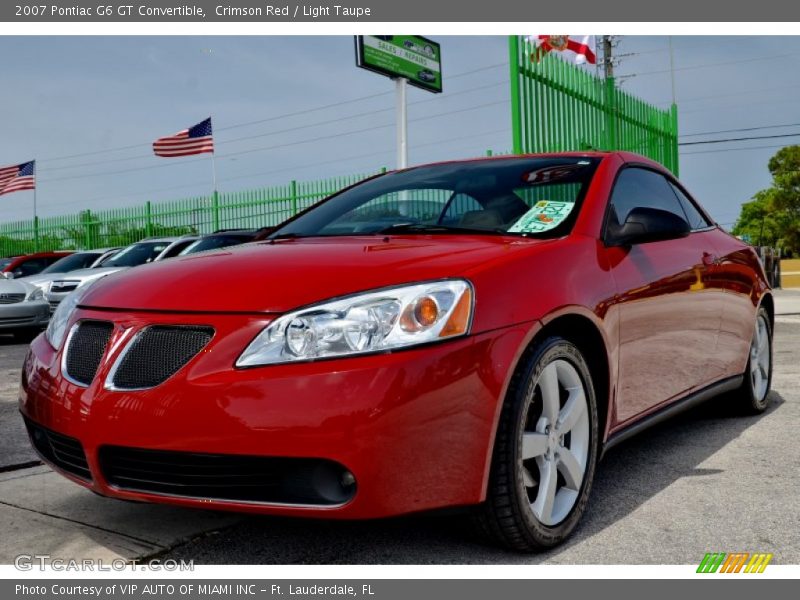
[508,200,575,233]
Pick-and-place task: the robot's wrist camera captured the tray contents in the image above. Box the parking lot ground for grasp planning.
[0,290,797,565]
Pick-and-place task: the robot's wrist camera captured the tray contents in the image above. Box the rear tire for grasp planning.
[734,306,772,414]
[475,336,598,551]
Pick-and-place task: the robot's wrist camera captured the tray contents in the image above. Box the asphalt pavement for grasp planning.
[0,291,798,564]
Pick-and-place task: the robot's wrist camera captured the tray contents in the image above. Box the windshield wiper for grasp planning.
[377,223,508,236]
[268,232,305,241]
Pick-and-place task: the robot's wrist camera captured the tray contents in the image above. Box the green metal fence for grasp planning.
[508,36,679,174]
[0,172,382,256]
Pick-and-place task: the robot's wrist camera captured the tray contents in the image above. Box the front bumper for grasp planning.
[0,300,49,331]
[19,307,532,518]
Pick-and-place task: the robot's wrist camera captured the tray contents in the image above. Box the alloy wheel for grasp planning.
[750,313,771,402]
[521,359,590,526]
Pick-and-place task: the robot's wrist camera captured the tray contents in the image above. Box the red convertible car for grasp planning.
[20,152,772,551]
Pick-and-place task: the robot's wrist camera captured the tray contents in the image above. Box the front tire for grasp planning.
[476,336,599,551]
[735,306,772,414]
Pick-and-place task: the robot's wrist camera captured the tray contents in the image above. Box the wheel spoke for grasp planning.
[557,447,584,491]
[757,329,768,355]
[753,368,763,395]
[538,362,560,423]
[522,432,548,459]
[758,351,770,376]
[522,466,535,488]
[557,387,586,434]
[532,460,557,524]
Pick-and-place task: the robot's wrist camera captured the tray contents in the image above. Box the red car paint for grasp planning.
[2,251,73,276]
[19,152,770,518]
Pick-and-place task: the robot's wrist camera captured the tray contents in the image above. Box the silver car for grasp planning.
[45,236,198,311]
[0,278,49,339]
[20,247,120,291]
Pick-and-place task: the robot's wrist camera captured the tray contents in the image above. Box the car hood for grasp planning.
[0,279,33,296]
[17,273,55,286]
[82,236,541,313]
[52,266,128,282]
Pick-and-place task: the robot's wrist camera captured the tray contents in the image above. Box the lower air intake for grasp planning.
[24,417,92,482]
[98,446,356,505]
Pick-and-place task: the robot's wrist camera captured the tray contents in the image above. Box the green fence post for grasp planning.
[508,35,523,154]
[145,201,153,237]
[670,103,679,176]
[603,76,618,151]
[290,180,298,216]
[80,210,92,249]
[33,216,40,252]
[212,191,220,231]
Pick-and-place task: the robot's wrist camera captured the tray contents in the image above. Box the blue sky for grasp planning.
[1,35,799,230]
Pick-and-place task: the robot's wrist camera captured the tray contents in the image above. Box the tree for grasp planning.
[733,145,800,256]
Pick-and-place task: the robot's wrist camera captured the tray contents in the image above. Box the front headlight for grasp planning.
[45,285,91,350]
[25,287,44,302]
[236,279,473,367]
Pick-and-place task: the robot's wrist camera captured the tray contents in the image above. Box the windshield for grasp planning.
[179,234,252,255]
[104,241,171,267]
[272,157,601,239]
[40,252,100,274]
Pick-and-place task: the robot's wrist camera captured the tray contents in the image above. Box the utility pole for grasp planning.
[602,35,614,79]
[601,36,617,151]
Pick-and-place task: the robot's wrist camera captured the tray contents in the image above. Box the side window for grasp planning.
[15,258,47,277]
[160,240,194,259]
[669,183,711,231]
[607,168,688,242]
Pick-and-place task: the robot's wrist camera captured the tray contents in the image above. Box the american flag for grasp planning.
[0,161,36,197]
[153,118,214,158]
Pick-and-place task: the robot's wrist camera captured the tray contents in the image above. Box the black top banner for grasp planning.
[2,0,800,21]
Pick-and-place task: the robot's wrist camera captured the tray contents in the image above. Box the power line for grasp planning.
[617,51,798,80]
[681,122,800,138]
[41,79,509,172]
[682,142,796,156]
[679,132,800,146]
[39,61,507,164]
[39,99,508,184]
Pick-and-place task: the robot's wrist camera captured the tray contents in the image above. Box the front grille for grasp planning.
[99,446,355,505]
[0,293,25,304]
[50,282,79,294]
[48,301,60,314]
[24,417,92,481]
[110,326,213,390]
[64,320,114,386]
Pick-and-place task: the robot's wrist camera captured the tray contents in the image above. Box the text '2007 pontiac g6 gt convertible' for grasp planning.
[19,152,772,551]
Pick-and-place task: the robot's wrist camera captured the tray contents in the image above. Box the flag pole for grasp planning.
[210,148,220,232]
[33,160,39,252]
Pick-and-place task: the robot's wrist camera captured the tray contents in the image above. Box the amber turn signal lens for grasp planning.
[439,288,472,338]
[414,296,439,327]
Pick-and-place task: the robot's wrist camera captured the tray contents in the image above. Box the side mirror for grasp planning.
[612,206,690,246]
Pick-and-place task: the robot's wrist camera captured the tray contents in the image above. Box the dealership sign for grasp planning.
[355,35,442,93]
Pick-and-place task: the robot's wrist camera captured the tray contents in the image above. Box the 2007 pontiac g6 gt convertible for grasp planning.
[20,152,772,551]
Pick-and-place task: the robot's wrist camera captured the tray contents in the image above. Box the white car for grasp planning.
[19,247,120,291]
[0,278,49,339]
[45,236,198,311]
